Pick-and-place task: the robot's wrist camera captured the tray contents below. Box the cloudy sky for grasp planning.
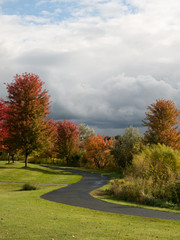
[0,0,180,136]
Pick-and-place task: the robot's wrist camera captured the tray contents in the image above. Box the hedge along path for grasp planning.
[41,167,180,221]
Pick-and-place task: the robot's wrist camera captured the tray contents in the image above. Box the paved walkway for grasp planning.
[41,168,180,221]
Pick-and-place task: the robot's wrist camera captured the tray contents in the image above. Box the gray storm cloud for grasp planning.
[0,0,180,135]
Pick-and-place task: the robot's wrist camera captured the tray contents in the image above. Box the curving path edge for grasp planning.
[41,167,180,221]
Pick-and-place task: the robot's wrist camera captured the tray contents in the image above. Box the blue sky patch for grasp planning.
[1,0,77,21]
[0,0,138,23]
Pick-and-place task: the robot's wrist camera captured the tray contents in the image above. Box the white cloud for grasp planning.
[36,0,48,7]
[41,8,62,16]
[0,0,180,135]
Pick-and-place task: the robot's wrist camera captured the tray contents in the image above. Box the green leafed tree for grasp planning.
[79,123,95,143]
[111,126,142,169]
[5,73,51,167]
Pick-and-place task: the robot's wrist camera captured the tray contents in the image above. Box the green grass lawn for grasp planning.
[0,161,180,240]
[0,161,81,184]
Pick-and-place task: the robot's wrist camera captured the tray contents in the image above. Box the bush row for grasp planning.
[109,144,180,207]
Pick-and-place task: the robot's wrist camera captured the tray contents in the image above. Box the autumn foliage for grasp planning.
[2,76,180,209]
[56,120,80,165]
[38,118,58,158]
[5,73,51,167]
[1,71,180,181]
[143,99,180,151]
[84,135,113,169]
[0,99,8,151]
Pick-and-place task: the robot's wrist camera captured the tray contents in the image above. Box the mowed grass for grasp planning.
[0,161,81,184]
[0,161,180,240]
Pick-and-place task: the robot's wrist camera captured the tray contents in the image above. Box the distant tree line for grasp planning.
[0,73,180,168]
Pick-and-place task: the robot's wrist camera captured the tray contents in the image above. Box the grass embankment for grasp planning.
[0,161,180,240]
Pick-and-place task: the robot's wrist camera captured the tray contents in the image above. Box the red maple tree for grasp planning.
[0,99,8,151]
[5,73,51,167]
[56,120,80,165]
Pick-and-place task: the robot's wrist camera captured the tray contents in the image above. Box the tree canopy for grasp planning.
[56,120,80,165]
[143,99,180,150]
[4,73,51,167]
[0,99,8,151]
[111,126,142,169]
[84,134,113,169]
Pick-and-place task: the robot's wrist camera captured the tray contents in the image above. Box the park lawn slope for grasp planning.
[0,161,180,240]
[0,184,180,240]
[0,161,81,184]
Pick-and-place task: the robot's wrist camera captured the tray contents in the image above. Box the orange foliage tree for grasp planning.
[143,99,180,150]
[37,118,58,159]
[84,135,113,169]
[5,73,51,167]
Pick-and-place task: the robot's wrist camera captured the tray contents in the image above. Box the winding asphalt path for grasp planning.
[41,168,180,221]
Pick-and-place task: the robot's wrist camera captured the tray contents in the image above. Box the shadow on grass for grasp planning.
[0,165,18,169]
[20,166,75,176]
[0,162,76,176]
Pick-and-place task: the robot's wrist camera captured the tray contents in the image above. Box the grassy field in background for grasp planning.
[0,161,180,240]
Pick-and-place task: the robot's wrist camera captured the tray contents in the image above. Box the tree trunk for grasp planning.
[7,153,10,164]
[94,157,100,169]
[25,151,28,168]
[12,154,15,163]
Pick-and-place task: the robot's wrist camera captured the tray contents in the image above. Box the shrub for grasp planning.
[110,178,180,207]
[110,178,144,202]
[132,144,179,185]
[164,181,180,204]
[28,156,67,166]
[109,144,180,207]
[68,153,82,167]
[22,183,37,191]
